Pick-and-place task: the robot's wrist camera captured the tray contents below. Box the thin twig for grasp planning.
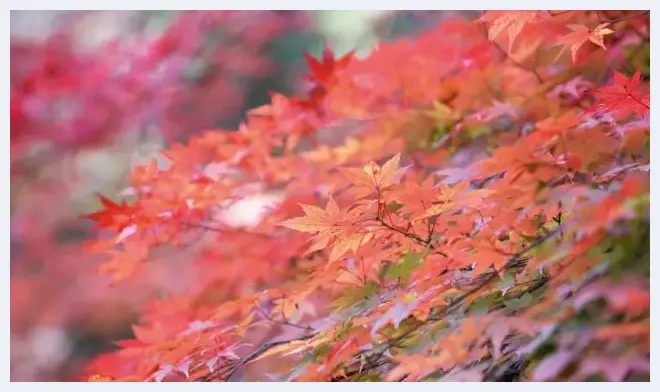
[478,18,544,84]
[181,220,273,239]
[254,303,314,332]
[603,10,649,24]
[225,333,316,381]
[547,10,574,17]
[227,227,562,382]
[379,227,561,351]
[376,217,449,257]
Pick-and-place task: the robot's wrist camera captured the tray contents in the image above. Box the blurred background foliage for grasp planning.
[10,10,476,381]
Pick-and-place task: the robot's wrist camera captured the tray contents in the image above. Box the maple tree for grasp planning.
[33,10,653,382]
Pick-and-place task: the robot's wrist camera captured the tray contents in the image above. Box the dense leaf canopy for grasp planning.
[83,10,649,382]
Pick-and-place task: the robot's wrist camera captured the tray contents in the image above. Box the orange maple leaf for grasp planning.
[279,195,345,234]
[280,196,369,261]
[342,153,409,199]
[390,175,437,218]
[99,241,150,284]
[554,23,614,63]
[481,11,544,53]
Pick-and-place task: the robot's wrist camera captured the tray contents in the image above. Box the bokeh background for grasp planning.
[10,10,482,381]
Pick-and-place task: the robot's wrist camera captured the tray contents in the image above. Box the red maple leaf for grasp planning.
[592,69,650,120]
[554,23,614,63]
[295,46,354,112]
[303,45,354,87]
[86,193,140,232]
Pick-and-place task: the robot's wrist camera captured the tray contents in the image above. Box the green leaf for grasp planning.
[387,251,423,282]
[504,293,534,311]
[495,272,516,294]
[469,292,501,315]
[622,42,650,77]
[430,124,451,145]
[333,320,354,341]
[310,342,332,364]
[355,371,382,382]
[461,124,491,141]
[330,281,379,311]
[388,202,404,212]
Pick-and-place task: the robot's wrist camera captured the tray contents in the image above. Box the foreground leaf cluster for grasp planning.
[84,10,649,382]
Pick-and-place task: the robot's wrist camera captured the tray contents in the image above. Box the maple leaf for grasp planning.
[327,231,374,262]
[414,181,491,221]
[592,69,650,120]
[303,45,354,87]
[248,92,291,118]
[554,23,615,63]
[342,153,409,199]
[574,355,649,382]
[481,11,544,53]
[573,281,649,316]
[279,195,344,234]
[86,193,147,234]
[509,36,543,64]
[98,243,149,285]
[370,294,425,339]
[390,175,437,218]
[47,10,650,384]
[535,110,582,139]
[385,354,450,382]
[279,195,365,260]
[485,319,511,360]
[531,350,575,381]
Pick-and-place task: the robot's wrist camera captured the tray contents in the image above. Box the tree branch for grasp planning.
[376,217,448,257]
[224,333,316,381]
[254,303,314,332]
[226,225,563,382]
[603,10,649,24]
[377,227,561,352]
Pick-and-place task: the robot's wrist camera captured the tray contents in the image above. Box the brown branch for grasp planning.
[224,333,316,381]
[225,224,561,382]
[549,10,649,24]
[376,226,562,352]
[376,217,449,257]
[330,358,390,382]
[226,226,561,382]
[547,10,574,17]
[603,10,649,24]
[181,220,273,239]
[254,302,314,332]
[194,359,239,382]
